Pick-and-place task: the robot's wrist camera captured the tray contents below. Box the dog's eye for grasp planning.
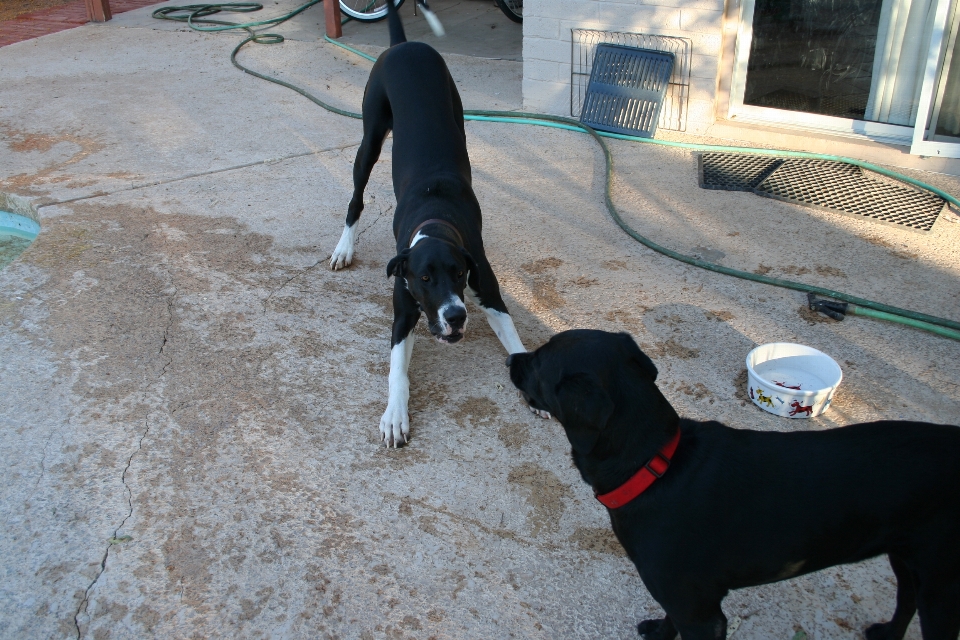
[421,275,430,282]
[457,271,463,278]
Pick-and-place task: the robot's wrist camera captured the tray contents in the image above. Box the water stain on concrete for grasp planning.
[600,259,627,271]
[604,308,644,334]
[496,422,529,449]
[816,265,847,278]
[521,257,566,310]
[733,368,750,405]
[674,381,712,401]
[162,524,215,609]
[568,527,627,556]
[452,395,500,427]
[521,257,563,274]
[0,124,105,193]
[648,338,700,360]
[863,235,920,260]
[13,200,390,636]
[507,462,570,537]
[705,309,735,322]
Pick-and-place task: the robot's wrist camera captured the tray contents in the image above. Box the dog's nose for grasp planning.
[444,307,466,331]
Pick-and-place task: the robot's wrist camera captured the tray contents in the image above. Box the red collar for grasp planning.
[595,430,681,509]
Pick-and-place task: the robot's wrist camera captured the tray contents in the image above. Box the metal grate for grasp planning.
[572,29,691,133]
[580,44,675,138]
[698,153,946,233]
[698,153,784,192]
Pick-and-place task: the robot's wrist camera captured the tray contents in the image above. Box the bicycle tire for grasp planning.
[339,0,405,22]
[495,0,521,23]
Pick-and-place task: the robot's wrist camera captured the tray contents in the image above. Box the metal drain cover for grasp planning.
[698,152,945,233]
[580,44,675,139]
[698,153,784,192]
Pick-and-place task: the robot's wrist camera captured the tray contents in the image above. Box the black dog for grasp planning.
[508,329,960,640]
[330,0,532,447]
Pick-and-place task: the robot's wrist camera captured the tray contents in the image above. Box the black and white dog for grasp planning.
[330,0,531,447]
[508,329,960,640]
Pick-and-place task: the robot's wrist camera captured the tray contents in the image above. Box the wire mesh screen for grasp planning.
[572,29,691,132]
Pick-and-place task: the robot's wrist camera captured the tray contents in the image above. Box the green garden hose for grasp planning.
[153,1,960,341]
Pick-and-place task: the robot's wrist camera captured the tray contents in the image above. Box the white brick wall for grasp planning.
[523,0,725,133]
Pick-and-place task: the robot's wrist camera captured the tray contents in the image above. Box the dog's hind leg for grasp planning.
[670,612,727,640]
[644,597,726,640]
[331,95,391,270]
[865,554,917,640]
[915,577,960,640]
[636,616,678,640]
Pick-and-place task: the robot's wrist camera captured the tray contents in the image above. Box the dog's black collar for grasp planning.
[408,218,464,249]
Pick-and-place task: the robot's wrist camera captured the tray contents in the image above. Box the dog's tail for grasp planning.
[386,0,406,46]
[386,0,444,46]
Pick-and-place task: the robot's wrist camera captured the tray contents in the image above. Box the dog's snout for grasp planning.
[506,354,516,367]
[444,307,467,330]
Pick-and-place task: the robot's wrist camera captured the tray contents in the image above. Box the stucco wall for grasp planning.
[522,0,727,134]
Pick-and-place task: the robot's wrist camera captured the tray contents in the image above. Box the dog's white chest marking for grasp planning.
[409,230,428,248]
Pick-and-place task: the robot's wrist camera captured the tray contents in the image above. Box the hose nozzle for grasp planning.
[807,293,848,321]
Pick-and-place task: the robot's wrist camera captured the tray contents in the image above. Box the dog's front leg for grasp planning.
[466,287,525,354]
[381,288,420,447]
[330,222,358,271]
[381,332,415,447]
[466,286,550,419]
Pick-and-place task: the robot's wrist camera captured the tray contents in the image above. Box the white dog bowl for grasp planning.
[745,343,842,418]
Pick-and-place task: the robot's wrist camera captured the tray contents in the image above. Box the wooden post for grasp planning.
[324,0,342,38]
[85,0,112,22]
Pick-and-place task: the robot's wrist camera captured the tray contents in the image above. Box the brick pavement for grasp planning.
[0,0,163,47]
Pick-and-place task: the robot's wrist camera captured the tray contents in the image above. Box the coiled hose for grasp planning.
[153,1,960,341]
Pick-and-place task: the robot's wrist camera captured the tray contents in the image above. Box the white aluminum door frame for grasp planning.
[910,0,960,157]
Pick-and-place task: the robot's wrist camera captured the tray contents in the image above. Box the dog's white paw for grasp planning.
[330,224,356,270]
[517,390,551,419]
[379,401,409,447]
[530,406,552,420]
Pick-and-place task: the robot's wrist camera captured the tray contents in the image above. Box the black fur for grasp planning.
[508,329,960,640]
[345,0,515,347]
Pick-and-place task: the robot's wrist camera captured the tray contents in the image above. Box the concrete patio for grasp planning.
[1,1,959,638]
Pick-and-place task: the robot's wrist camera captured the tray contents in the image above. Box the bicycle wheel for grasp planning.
[339,0,405,22]
[495,0,521,23]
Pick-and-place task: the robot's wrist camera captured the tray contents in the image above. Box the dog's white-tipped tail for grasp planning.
[419,2,445,36]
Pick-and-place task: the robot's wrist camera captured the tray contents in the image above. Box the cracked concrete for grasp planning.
[1,0,959,639]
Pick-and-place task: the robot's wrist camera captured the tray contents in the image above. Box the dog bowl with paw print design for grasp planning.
[746,343,842,418]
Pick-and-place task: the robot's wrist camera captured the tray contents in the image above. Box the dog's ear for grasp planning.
[554,372,614,455]
[386,248,412,278]
[618,332,658,381]
[460,247,478,278]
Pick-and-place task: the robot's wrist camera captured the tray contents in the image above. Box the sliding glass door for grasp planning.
[912,0,960,155]
[730,0,960,157]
